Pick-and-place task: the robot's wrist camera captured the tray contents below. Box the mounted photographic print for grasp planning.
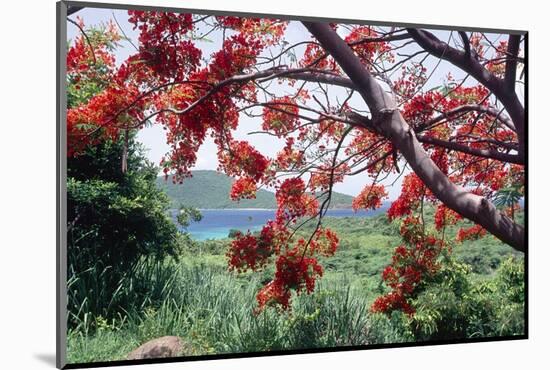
[56,1,527,368]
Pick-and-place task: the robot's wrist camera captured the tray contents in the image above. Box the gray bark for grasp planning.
[303,22,524,252]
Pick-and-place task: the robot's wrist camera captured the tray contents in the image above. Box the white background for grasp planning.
[0,0,547,369]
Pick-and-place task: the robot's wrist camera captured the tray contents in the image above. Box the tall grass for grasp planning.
[67,215,524,364]
[67,260,376,364]
[67,258,181,332]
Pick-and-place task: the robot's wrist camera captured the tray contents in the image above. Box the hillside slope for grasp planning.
[156,170,354,209]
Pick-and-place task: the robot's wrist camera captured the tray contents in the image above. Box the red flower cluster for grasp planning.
[371,230,444,316]
[256,280,292,312]
[224,173,339,313]
[401,90,444,128]
[393,64,428,101]
[344,26,393,67]
[275,178,319,221]
[300,43,339,71]
[230,177,257,201]
[456,225,486,243]
[371,291,415,315]
[209,34,263,80]
[262,97,300,137]
[219,140,270,182]
[256,247,323,311]
[318,119,345,141]
[66,18,119,76]
[312,228,339,257]
[387,174,426,220]
[434,204,462,231]
[430,147,449,174]
[128,11,201,81]
[486,40,509,76]
[275,137,304,171]
[309,163,350,192]
[215,16,287,46]
[398,215,425,245]
[225,217,334,313]
[66,84,146,156]
[352,184,388,211]
[226,230,274,272]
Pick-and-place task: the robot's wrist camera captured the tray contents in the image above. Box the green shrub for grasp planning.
[67,137,193,329]
[403,256,525,341]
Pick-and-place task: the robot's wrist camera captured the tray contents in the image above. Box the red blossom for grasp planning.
[275,178,319,222]
[218,141,270,182]
[66,84,146,156]
[312,227,339,257]
[255,246,323,312]
[226,231,273,272]
[352,184,388,211]
[309,163,350,192]
[300,43,339,71]
[387,174,426,220]
[275,137,304,171]
[128,11,201,81]
[344,26,393,67]
[371,218,446,317]
[262,97,300,137]
[434,204,462,231]
[230,177,257,201]
[457,225,486,242]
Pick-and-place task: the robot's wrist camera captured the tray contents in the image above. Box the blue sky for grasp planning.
[66,7,510,199]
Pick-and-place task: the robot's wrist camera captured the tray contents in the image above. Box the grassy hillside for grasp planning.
[156,170,354,209]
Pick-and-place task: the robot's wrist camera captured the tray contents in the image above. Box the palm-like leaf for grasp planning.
[493,186,523,209]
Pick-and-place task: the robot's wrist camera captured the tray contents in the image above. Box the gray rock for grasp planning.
[126,336,189,360]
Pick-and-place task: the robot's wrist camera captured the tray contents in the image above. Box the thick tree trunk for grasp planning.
[303,22,525,252]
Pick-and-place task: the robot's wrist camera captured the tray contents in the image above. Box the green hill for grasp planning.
[156,170,354,209]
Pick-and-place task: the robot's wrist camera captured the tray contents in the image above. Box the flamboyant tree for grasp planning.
[66,8,525,314]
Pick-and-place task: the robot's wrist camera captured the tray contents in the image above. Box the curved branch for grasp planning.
[304,22,524,252]
[417,135,523,164]
[418,104,516,132]
[67,18,96,65]
[407,28,525,161]
[167,67,357,118]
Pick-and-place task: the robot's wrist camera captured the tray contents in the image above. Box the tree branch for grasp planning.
[304,21,524,252]
[417,104,516,132]
[504,34,521,90]
[417,135,522,164]
[458,31,471,58]
[132,68,356,125]
[407,28,525,161]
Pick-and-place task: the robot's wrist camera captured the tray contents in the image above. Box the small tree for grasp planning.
[66,22,196,325]
[67,136,181,278]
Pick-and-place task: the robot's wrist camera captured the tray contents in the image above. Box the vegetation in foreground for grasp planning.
[67,213,524,364]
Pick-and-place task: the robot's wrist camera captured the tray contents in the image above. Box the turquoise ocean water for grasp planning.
[175,207,388,240]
